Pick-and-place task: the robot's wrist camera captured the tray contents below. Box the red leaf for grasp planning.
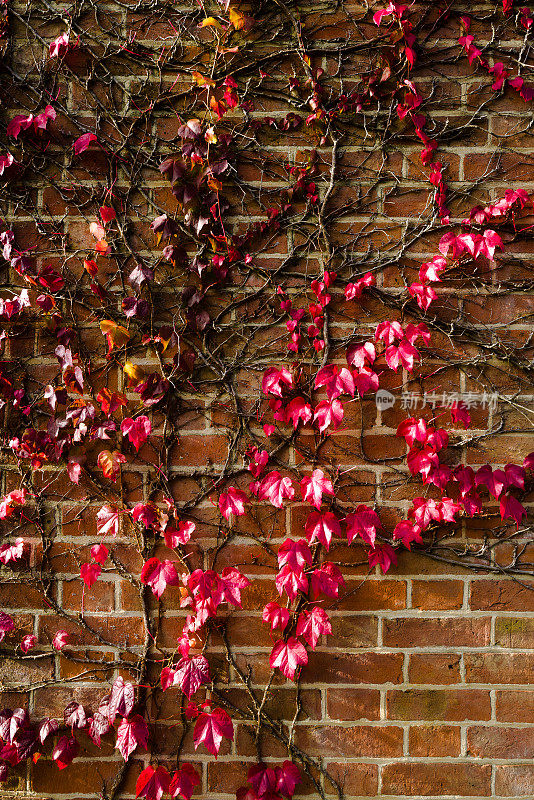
[121,416,151,452]
[52,735,79,770]
[81,562,101,588]
[140,557,180,599]
[304,510,340,550]
[345,505,382,546]
[220,566,250,607]
[91,543,109,564]
[108,675,135,723]
[218,486,248,520]
[300,468,334,510]
[296,607,332,649]
[313,399,344,432]
[500,493,527,527]
[100,205,117,223]
[193,707,234,756]
[262,601,290,632]
[175,655,210,698]
[261,366,293,397]
[248,763,277,796]
[136,765,171,800]
[310,562,345,599]
[73,132,97,154]
[269,637,308,680]
[115,714,149,761]
[169,763,201,800]
[164,520,195,547]
[276,761,301,797]
[368,543,397,574]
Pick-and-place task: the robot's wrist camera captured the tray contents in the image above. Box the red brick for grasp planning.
[383,617,491,648]
[324,762,378,796]
[411,579,464,610]
[470,579,534,611]
[468,726,534,759]
[409,725,462,757]
[381,762,491,796]
[465,652,534,684]
[326,688,380,720]
[495,765,534,796]
[295,724,403,758]
[496,691,534,723]
[408,653,462,684]
[302,652,404,685]
[387,689,491,721]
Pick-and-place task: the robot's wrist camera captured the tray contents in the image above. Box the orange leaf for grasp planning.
[192,71,215,88]
[100,320,130,355]
[229,8,252,29]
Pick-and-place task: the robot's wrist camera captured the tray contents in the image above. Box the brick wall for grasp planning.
[1,1,534,799]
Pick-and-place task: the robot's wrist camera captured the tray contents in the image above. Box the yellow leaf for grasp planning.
[200,16,223,29]
[124,361,145,385]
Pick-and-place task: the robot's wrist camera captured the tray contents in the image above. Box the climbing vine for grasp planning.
[0,0,534,798]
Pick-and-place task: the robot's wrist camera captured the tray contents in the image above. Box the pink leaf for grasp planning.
[220,566,251,607]
[310,562,345,599]
[20,634,37,653]
[175,655,210,698]
[261,366,293,397]
[296,607,332,649]
[73,132,98,154]
[136,765,171,800]
[313,399,344,432]
[164,520,195,548]
[301,468,334,510]
[64,701,87,729]
[345,505,382,546]
[52,630,69,650]
[193,707,234,756]
[52,735,79,770]
[257,471,295,508]
[115,714,149,761]
[218,486,248,520]
[81,562,101,588]
[108,675,135,723]
[0,612,14,642]
[262,601,290,631]
[304,510,340,549]
[121,416,151,452]
[269,636,308,680]
[97,504,120,536]
[140,557,180,599]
